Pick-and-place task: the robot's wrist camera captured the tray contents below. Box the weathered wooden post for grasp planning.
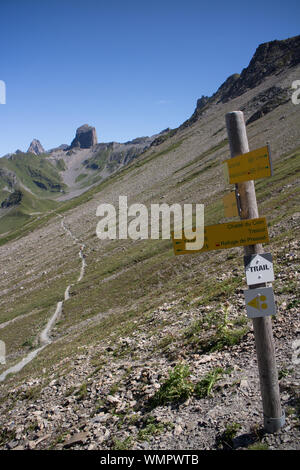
[225,111,285,433]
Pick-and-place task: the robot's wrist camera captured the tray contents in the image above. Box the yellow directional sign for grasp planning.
[223,191,239,218]
[171,217,269,255]
[224,145,272,184]
[244,287,276,318]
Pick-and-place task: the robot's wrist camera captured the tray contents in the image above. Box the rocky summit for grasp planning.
[69,124,98,149]
[27,139,45,155]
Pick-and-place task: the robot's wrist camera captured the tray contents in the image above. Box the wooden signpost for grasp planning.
[225,111,284,433]
[170,110,284,433]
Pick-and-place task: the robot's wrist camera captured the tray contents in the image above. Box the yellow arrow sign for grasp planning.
[247,297,259,309]
[171,217,269,255]
[224,145,272,184]
[247,295,268,310]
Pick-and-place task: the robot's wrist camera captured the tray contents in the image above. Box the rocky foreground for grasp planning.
[0,238,299,451]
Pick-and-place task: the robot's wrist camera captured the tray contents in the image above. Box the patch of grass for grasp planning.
[75,382,88,401]
[56,159,66,171]
[0,152,65,197]
[21,338,35,350]
[216,422,242,450]
[75,173,88,183]
[278,368,290,380]
[21,384,42,401]
[184,308,249,353]
[176,159,219,186]
[83,148,111,172]
[148,363,194,408]
[0,428,16,446]
[112,436,133,450]
[276,281,298,295]
[287,298,300,310]
[248,442,269,450]
[109,382,120,396]
[137,415,173,442]
[65,385,76,397]
[155,334,176,352]
[194,367,229,398]
[173,139,228,175]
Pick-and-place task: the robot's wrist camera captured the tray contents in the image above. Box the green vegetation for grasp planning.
[21,384,41,401]
[248,442,269,450]
[173,139,228,175]
[149,363,194,408]
[75,382,88,401]
[127,139,185,172]
[0,429,16,447]
[278,368,290,380]
[194,367,230,398]
[176,159,219,186]
[83,147,111,171]
[55,159,66,171]
[148,364,233,410]
[137,415,174,442]
[216,422,242,450]
[184,308,249,353]
[75,173,88,183]
[0,152,66,198]
[112,436,133,450]
[0,152,65,237]
[0,189,23,208]
[287,298,300,310]
[0,188,58,235]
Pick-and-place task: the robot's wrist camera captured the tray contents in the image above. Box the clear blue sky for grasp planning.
[0,0,299,155]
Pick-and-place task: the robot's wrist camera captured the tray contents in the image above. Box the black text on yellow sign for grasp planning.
[171,217,269,255]
[224,145,273,184]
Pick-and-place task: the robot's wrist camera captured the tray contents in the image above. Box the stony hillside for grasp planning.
[0,35,299,451]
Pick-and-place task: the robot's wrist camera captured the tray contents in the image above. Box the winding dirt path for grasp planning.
[0,216,86,382]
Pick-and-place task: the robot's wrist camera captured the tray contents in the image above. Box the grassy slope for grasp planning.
[0,153,66,238]
[0,66,299,388]
[1,139,299,385]
[0,153,66,198]
[0,188,58,235]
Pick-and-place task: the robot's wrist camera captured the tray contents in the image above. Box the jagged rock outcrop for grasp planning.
[180,34,300,131]
[244,86,290,125]
[27,139,45,155]
[219,35,300,103]
[70,124,98,149]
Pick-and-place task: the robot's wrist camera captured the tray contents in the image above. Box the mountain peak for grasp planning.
[69,124,98,149]
[27,139,45,155]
